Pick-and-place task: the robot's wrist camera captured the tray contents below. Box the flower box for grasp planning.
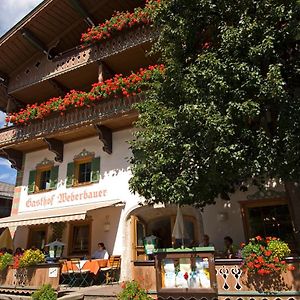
[0,263,60,292]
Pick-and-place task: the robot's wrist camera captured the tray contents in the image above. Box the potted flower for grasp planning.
[0,253,13,271]
[241,236,295,276]
[19,249,45,268]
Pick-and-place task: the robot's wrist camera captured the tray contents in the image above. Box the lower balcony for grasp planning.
[0,94,142,151]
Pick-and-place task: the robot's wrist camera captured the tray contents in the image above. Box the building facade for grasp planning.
[0,0,297,286]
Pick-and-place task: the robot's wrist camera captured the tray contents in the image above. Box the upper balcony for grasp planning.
[9,25,157,96]
[0,92,142,148]
[0,0,156,111]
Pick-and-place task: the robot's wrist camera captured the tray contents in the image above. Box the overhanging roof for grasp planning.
[0,0,144,76]
[0,199,123,228]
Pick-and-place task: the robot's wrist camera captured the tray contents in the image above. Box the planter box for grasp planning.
[0,263,60,292]
[216,258,300,299]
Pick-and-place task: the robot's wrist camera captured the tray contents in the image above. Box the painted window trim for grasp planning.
[27,159,59,194]
[66,150,100,188]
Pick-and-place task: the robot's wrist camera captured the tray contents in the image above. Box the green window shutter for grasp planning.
[91,157,100,183]
[28,170,36,194]
[66,162,74,188]
[49,165,59,190]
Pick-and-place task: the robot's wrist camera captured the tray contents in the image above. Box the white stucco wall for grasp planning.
[201,184,285,251]
[12,126,286,280]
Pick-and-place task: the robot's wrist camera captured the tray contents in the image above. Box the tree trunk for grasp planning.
[284,181,300,254]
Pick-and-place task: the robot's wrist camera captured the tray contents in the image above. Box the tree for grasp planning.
[129,0,300,249]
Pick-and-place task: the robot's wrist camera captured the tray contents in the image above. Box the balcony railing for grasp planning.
[9,26,158,93]
[215,258,300,300]
[0,94,142,147]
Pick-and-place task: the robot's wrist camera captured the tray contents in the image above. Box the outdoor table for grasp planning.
[61,259,108,275]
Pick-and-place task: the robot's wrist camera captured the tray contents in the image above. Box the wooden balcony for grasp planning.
[9,26,158,94]
[0,94,142,150]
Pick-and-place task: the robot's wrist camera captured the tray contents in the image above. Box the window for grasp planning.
[240,198,294,246]
[66,150,100,187]
[78,161,92,184]
[39,169,51,190]
[27,159,59,194]
[68,221,91,256]
[28,225,48,250]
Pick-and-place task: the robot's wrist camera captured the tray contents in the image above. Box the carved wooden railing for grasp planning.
[9,26,158,93]
[0,94,142,147]
[215,258,300,300]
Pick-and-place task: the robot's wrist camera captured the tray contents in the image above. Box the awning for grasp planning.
[0,200,123,228]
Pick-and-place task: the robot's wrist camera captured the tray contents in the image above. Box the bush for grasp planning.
[31,284,57,300]
[19,249,45,268]
[118,281,152,300]
[0,253,13,271]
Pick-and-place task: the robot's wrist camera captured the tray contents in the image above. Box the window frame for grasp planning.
[239,197,292,241]
[36,167,52,192]
[27,224,48,250]
[74,156,93,187]
[34,163,54,193]
[68,220,92,257]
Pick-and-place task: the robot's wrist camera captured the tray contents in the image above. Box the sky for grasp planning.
[0,0,43,185]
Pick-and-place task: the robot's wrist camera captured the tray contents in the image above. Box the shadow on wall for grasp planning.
[88,205,123,256]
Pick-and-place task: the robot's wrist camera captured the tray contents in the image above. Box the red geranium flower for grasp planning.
[184,272,189,280]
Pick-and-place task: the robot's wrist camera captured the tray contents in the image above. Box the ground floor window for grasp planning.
[68,221,91,256]
[240,198,294,246]
[27,225,48,250]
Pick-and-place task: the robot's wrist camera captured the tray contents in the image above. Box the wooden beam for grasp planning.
[21,29,50,58]
[0,149,23,171]
[44,138,64,162]
[94,124,112,154]
[69,0,95,27]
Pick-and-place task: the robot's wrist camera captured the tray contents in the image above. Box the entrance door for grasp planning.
[131,216,146,261]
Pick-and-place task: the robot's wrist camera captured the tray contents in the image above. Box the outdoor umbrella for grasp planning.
[172,206,186,247]
[0,228,13,250]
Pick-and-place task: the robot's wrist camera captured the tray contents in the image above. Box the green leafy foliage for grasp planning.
[118,281,152,300]
[129,0,300,207]
[0,253,13,271]
[31,284,57,300]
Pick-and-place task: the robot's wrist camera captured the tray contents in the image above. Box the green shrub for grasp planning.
[118,281,152,300]
[31,284,57,300]
[0,253,13,271]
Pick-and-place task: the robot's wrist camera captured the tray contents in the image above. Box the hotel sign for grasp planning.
[18,184,109,213]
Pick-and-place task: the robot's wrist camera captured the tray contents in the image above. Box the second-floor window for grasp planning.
[66,149,100,188]
[27,159,59,194]
[78,161,92,184]
[39,169,51,190]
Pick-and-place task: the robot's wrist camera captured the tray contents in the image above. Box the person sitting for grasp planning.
[199,234,214,247]
[91,242,109,259]
[14,247,23,256]
[223,236,238,258]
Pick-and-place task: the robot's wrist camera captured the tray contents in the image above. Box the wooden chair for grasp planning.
[70,258,91,287]
[100,256,121,285]
[59,259,75,287]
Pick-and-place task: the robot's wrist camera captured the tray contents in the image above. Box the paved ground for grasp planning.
[61,283,121,299]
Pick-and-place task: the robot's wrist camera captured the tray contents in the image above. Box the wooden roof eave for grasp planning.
[0,0,53,47]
